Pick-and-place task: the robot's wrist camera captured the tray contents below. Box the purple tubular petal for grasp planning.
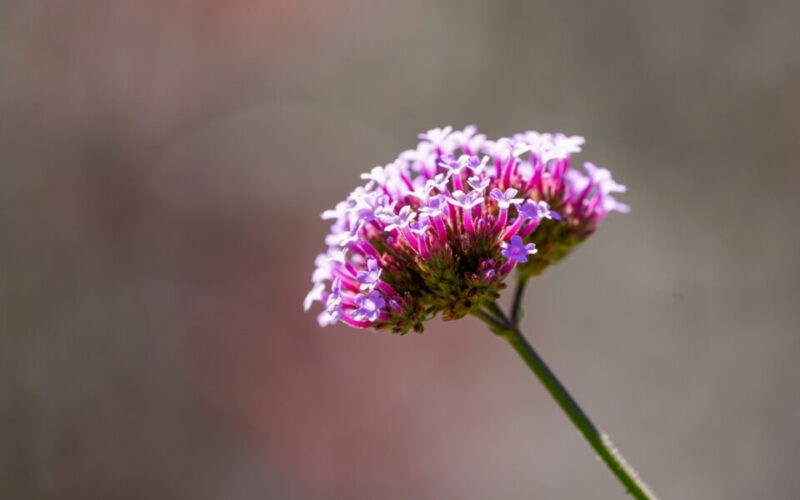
[495,207,508,234]
[432,215,448,245]
[501,216,525,241]
[463,206,475,235]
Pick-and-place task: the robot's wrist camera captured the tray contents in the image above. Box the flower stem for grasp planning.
[472,306,657,500]
[472,307,508,335]
[510,273,529,324]
[484,301,509,324]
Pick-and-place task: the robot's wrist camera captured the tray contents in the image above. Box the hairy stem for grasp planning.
[472,306,657,500]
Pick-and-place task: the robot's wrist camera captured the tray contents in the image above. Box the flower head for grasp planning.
[306,126,628,333]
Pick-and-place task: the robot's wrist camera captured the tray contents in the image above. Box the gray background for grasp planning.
[2,1,799,498]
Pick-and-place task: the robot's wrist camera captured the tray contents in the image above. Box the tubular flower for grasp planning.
[305,126,628,333]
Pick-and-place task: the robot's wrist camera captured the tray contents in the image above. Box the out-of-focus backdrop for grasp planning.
[2,1,799,499]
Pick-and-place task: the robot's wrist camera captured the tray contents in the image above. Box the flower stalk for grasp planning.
[473,296,657,500]
[305,125,653,498]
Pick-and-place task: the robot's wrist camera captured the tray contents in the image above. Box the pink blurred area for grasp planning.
[3,1,800,499]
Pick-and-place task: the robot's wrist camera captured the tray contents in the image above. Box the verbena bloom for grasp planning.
[305,126,628,333]
[500,235,538,264]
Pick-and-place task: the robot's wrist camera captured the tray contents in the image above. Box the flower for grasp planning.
[353,290,386,322]
[448,190,485,210]
[517,200,560,222]
[467,175,490,192]
[356,258,383,290]
[500,235,538,263]
[306,126,628,333]
[489,188,523,209]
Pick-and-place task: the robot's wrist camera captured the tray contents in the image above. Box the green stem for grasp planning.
[472,307,508,335]
[472,307,657,500]
[484,301,509,324]
[510,274,529,325]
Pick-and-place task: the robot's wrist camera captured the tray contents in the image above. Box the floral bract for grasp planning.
[305,126,628,333]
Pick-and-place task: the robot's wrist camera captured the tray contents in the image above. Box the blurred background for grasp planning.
[2,1,799,498]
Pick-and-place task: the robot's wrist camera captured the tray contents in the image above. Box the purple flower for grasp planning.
[353,191,392,225]
[490,188,523,209]
[440,154,488,175]
[317,279,343,326]
[511,142,531,158]
[418,126,454,146]
[327,248,348,264]
[399,142,436,176]
[517,132,585,163]
[316,309,336,327]
[483,138,513,158]
[448,190,484,210]
[518,200,560,221]
[564,169,591,193]
[304,283,325,311]
[378,205,415,231]
[353,290,386,322]
[360,164,391,185]
[409,216,431,235]
[437,153,458,170]
[321,200,352,221]
[422,171,453,196]
[602,195,631,214]
[420,195,448,217]
[334,219,366,247]
[467,175,490,192]
[452,124,478,144]
[357,258,383,290]
[584,162,627,195]
[463,155,487,172]
[311,252,334,283]
[500,235,538,263]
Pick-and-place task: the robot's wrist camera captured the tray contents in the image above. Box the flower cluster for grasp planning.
[305,126,628,333]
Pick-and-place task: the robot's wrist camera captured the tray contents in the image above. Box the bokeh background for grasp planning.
[2,1,799,499]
